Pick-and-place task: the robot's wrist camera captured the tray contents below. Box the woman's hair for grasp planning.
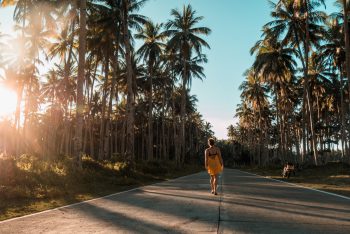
[208,138,215,146]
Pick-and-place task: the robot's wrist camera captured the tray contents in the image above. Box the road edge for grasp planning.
[237,169,350,201]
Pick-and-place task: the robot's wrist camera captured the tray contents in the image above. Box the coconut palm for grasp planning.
[262,0,326,165]
[120,0,148,162]
[335,0,350,162]
[252,38,297,161]
[136,20,166,160]
[318,18,347,159]
[73,0,87,167]
[165,4,211,163]
[239,69,270,165]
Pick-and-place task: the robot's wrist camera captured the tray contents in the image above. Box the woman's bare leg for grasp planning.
[210,175,214,193]
[213,174,218,194]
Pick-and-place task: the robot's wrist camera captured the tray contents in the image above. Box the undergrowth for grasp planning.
[0,155,202,220]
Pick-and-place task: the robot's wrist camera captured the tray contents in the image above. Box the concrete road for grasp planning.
[0,169,350,233]
[219,170,350,234]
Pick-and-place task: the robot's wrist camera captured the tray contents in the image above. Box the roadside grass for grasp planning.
[241,162,350,198]
[0,155,203,221]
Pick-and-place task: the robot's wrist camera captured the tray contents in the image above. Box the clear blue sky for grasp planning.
[0,0,339,139]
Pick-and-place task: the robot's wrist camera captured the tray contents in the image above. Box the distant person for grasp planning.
[282,162,295,179]
[205,138,223,195]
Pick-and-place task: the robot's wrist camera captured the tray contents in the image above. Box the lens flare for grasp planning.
[0,86,17,119]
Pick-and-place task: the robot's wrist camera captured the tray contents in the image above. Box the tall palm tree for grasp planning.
[74,0,87,168]
[252,38,296,161]
[293,0,326,166]
[264,0,326,165]
[136,20,166,161]
[165,4,211,163]
[87,1,123,160]
[338,0,350,162]
[318,17,347,159]
[121,0,147,162]
[239,69,270,165]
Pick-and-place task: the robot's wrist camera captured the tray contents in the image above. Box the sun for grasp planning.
[0,86,17,119]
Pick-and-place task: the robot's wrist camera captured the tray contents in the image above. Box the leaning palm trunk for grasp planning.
[74,0,87,168]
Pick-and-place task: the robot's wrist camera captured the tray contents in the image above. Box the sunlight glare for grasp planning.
[0,86,17,119]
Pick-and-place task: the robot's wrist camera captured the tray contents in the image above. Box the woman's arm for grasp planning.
[205,149,208,169]
[218,148,223,167]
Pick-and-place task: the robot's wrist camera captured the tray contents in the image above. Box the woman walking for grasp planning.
[205,138,223,195]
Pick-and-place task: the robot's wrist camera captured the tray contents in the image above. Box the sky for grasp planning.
[140,0,274,139]
[0,0,339,139]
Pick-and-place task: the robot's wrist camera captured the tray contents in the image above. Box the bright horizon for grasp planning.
[0,0,338,139]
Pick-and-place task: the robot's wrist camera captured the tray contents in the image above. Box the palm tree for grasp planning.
[318,17,347,159]
[264,0,326,165]
[252,38,296,161]
[165,4,211,163]
[74,0,87,168]
[235,102,255,164]
[239,69,270,165]
[294,0,326,166]
[338,0,350,163]
[121,0,147,162]
[87,1,123,160]
[136,20,166,161]
[227,125,236,141]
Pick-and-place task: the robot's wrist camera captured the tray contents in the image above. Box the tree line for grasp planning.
[229,0,350,166]
[0,0,213,167]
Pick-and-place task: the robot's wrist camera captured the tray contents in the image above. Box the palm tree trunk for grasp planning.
[304,5,318,166]
[105,54,119,159]
[343,0,350,163]
[123,0,135,162]
[180,56,187,164]
[338,65,346,159]
[147,59,154,161]
[172,105,178,164]
[121,118,126,159]
[98,57,110,160]
[161,93,167,160]
[274,85,283,162]
[74,0,87,168]
[292,16,307,163]
[98,88,108,160]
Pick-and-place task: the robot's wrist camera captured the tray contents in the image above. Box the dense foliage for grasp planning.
[231,0,350,166]
[0,0,213,166]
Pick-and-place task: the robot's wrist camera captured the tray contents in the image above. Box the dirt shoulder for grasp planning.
[0,156,203,221]
[241,162,350,198]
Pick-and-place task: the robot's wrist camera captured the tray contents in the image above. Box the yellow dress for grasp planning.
[207,153,223,175]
